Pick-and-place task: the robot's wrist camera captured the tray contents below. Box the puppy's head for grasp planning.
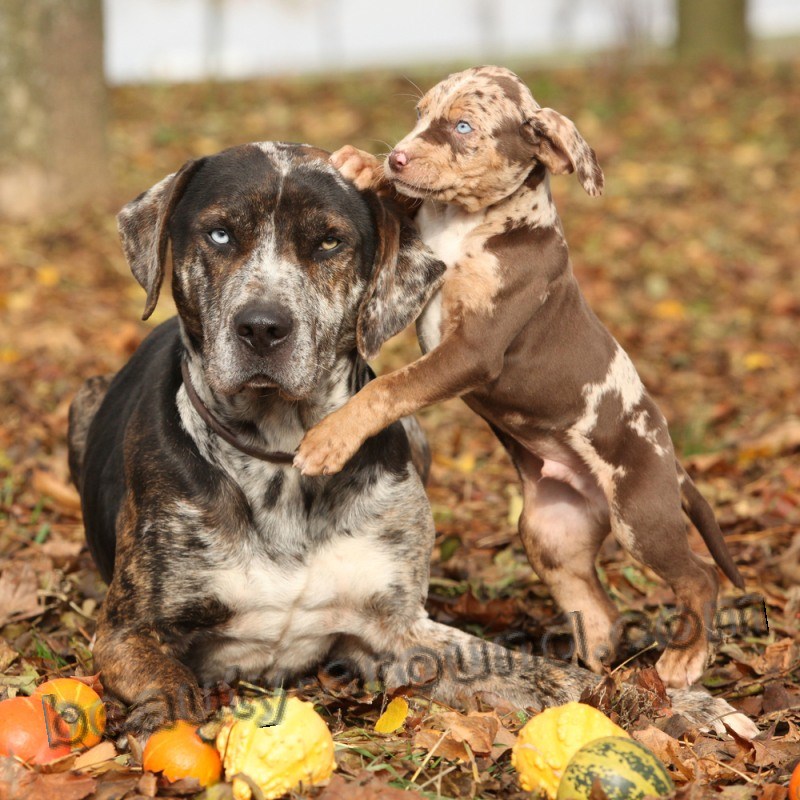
[386,65,604,211]
[117,142,443,399]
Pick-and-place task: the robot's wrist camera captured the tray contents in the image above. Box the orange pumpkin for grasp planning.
[0,695,72,764]
[789,762,800,800]
[143,720,222,786]
[34,678,106,749]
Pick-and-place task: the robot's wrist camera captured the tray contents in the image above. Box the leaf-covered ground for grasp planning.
[0,58,799,799]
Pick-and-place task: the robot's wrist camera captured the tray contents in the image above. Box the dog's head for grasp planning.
[386,65,604,211]
[118,142,444,398]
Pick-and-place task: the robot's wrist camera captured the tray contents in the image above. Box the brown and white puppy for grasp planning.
[294,67,746,690]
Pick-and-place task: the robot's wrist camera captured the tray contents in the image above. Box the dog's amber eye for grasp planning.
[319,236,341,252]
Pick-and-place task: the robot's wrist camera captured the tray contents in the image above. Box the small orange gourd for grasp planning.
[34,677,106,748]
[788,762,800,800]
[0,695,72,764]
[143,720,222,786]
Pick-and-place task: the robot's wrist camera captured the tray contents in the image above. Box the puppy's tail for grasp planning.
[677,462,744,589]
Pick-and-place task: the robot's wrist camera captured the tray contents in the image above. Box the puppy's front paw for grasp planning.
[294,412,364,476]
[330,145,383,191]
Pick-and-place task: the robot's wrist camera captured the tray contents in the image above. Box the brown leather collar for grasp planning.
[180,360,296,465]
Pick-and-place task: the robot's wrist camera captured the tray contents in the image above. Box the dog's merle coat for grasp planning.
[70,141,754,738]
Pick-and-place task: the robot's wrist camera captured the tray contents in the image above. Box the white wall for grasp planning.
[104,0,800,85]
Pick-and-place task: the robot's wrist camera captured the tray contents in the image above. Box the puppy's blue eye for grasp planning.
[415,107,421,119]
[455,121,473,134]
[209,229,230,245]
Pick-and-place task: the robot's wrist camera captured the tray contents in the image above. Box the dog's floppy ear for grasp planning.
[522,108,604,197]
[356,195,445,361]
[117,158,204,320]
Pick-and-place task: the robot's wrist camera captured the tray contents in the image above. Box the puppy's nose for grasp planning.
[234,304,293,356]
[388,149,408,172]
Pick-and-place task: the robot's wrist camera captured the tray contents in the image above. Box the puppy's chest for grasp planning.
[416,202,498,351]
[417,203,485,268]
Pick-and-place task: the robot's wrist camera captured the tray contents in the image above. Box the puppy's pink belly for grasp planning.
[542,458,605,502]
[541,458,588,493]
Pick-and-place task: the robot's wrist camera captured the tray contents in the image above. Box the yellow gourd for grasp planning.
[511,702,629,799]
[216,696,335,800]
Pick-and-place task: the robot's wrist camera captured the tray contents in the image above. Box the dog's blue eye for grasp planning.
[209,229,230,245]
[455,121,473,134]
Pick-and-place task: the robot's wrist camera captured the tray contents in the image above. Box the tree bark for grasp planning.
[0,0,109,221]
[676,0,749,62]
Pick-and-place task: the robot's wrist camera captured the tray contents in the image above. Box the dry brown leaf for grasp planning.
[0,567,41,627]
[136,771,158,797]
[750,638,797,676]
[737,418,800,464]
[0,768,96,800]
[320,772,425,799]
[73,741,117,773]
[31,469,81,512]
[413,727,470,762]
[439,592,519,631]
[39,538,83,566]
[748,737,800,769]
[761,682,793,714]
[436,710,499,755]
[90,772,142,800]
[0,639,18,672]
[632,724,689,771]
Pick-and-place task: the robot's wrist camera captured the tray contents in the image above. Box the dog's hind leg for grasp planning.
[349,615,597,712]
[68,374,113,487]
[342,616,758,737]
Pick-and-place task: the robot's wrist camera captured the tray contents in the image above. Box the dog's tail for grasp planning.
[677,462,744,589]
[67,374,113,489]
[667,687,758,739]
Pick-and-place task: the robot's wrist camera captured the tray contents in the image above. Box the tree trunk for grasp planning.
[0,0,109,221]
[676,0,749,62]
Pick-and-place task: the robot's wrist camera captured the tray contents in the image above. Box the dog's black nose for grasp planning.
[234,304,293,355]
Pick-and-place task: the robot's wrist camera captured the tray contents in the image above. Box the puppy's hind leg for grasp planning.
[513,451,618,673]
[611,453,719,688]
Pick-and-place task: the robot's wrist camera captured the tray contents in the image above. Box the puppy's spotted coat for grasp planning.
[296,67,748,694]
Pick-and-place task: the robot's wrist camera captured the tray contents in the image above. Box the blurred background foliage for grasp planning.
[0,3,799,796]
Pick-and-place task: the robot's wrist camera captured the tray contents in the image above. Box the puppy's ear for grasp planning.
[356,195,445,361]
[117,159,204,320]
[522,108,604,197]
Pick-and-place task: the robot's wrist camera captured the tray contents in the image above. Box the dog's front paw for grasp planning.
[123,686,205,739]
[330,146,383,191]
[294,411,365,476]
